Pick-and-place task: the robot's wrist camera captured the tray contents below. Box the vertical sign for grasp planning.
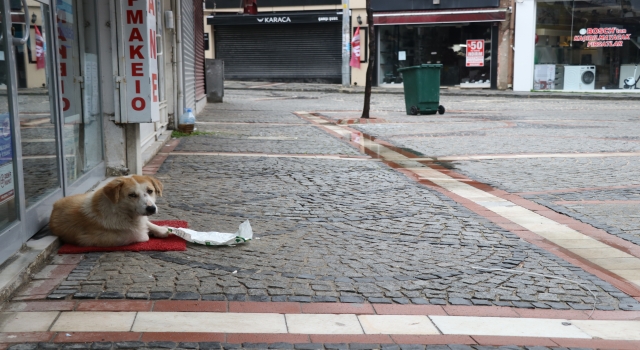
[466,39,485,67]
[124,0,159,122]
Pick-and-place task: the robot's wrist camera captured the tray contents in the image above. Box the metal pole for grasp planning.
[342,0,350,87]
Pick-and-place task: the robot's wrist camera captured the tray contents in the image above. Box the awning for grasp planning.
[373,8,507,26]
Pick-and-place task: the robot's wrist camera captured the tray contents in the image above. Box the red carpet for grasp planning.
[57,220,188,254]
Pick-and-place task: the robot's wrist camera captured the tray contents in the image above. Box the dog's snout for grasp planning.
[145,206,157,215]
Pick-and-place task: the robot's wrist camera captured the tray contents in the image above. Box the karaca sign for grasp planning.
[574,27,632,48]
[124,0,159,122]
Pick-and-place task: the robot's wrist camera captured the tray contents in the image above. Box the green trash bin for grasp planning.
[398,64,445,115]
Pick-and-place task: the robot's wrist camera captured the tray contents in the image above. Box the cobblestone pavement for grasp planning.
[37,90,640,312]
[351,96,640,248]
[3,342,598,350]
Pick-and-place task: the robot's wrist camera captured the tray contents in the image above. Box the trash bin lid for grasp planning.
[398,64,443,72]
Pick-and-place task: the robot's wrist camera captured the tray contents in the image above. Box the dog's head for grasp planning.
[102,175,163,216]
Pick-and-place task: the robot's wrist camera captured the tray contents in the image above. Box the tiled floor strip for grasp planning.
[295,111,640,293]
[1,311,639,341]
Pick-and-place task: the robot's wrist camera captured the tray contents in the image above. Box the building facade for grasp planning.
[0,0,204,266]
[205,0,344,83]
[204,0,515,89]
[514,0,640,92]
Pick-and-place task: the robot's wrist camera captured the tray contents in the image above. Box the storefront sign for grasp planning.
[208,11,342,25]
[466,39,484,67]
[0,114,14,205]
[574,27,631,48]
[123,0,159,122]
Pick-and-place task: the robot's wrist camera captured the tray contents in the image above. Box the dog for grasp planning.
[49,175,169,247]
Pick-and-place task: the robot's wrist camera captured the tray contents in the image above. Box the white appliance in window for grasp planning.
[619,64,638,89]
[563,66,596,90]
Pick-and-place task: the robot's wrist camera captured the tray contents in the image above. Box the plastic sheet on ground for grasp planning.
[167,220,253,246]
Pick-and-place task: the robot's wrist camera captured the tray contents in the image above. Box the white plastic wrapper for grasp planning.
[167,220,253,246]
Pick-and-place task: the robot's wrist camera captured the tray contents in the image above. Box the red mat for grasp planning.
[57,220,188,254]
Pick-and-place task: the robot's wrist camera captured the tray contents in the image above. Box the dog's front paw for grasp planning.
[149,226,169,238]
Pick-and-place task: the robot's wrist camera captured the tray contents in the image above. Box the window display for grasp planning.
[534,0,640,91]
[378,23,493,87]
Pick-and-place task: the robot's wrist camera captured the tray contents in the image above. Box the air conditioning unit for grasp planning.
[563,66,595,91]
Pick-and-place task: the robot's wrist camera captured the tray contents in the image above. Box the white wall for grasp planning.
[513,0,536,92]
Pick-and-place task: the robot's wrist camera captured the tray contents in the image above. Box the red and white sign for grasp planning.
[573,27,631,48]
[466,39,484,67]
[350,27,361,69]
[124,0,159,123]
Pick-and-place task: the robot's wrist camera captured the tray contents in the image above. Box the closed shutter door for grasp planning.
[194,0,205,100]
[215,23,341,82]
[181,0,196,110]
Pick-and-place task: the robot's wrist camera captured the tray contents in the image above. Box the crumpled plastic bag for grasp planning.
[167,220,253,246]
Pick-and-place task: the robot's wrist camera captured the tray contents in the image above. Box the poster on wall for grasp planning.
[466,39,485,67]
[0,114,14,205]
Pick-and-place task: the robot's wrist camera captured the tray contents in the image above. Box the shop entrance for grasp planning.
[377,23,494,87]
[0,0,104,265]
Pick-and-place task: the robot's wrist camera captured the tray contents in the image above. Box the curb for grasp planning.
[225,86,640,100]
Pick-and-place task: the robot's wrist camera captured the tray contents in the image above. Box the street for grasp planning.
[4,88,640,349]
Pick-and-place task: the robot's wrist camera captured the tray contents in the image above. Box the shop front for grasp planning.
[514,0,640,92]
[370,0,509,88]
[0,0,106,265]
[208,11,343,83]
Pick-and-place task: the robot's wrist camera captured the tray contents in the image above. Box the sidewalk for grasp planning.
[225,80,640,100]
[2,88,640,350]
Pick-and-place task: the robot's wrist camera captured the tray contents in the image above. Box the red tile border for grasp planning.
[390,335,476,345]
[140,332,226,342]
[513,308,590,320]
[372,304,446,316]
[587,310,640,320]
[471,335,558,347]
[0,343,9,350]
[11,294,50,301]
[229,301,301,314]
[552,338,640,350]
[32,264,77,280]
[14,279,64,297]
[4,301,75,312]
[301,303,375,315]
[53,332,142,343]
[226,333,309,344]
[442,306,520,317]
[0,332,53,343]
[51,255,83,265]
[75,301,152,312]
[309,334,394,344]
[152,300,227,312]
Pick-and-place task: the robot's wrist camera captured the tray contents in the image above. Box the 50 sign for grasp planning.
[466,39,485,67]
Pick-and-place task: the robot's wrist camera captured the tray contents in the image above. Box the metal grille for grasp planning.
[181,0,196,111]
[194,0,206,100]
[214,24,342,82]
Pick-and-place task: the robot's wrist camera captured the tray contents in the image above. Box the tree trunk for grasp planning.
[360,0,375,119]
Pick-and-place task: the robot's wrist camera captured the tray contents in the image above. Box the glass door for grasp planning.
[0,0,64,264]
[20,0,64,235]
[0,0,23,262]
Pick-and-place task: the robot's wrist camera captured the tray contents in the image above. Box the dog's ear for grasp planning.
[147,176,163,197]
[102,178,124,204]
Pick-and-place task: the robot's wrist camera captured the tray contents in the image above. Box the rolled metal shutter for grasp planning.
[181,0,196,110]
[194,0,206,100]
[214,23,341,82]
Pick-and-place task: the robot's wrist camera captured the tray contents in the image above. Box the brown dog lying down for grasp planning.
[49,175,169,247]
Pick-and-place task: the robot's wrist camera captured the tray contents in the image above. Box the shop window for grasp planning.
[378,24,492,87]
[534,0,640,91]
